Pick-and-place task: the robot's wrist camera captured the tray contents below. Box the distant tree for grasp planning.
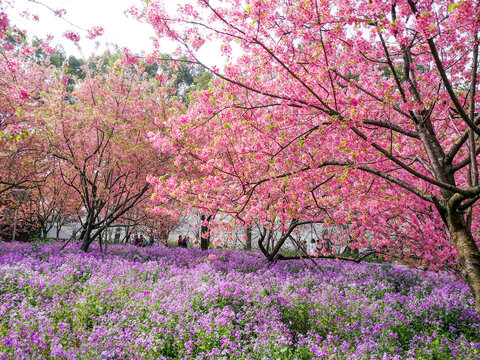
[35,60,176,251]
[158,56,212,100]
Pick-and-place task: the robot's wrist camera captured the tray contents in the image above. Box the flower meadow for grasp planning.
[0,242,479,359]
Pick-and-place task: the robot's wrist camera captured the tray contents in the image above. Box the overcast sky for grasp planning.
[5,0,225,66]
[6,0,154,55]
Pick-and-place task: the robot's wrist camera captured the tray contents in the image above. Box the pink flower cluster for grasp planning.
[122,48,138,65]
[54,9,67,17]
[63,30,80,42]
[86,26,104,40]
[0,12,9,38]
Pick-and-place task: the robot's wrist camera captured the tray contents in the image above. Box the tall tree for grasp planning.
[144,0,480,309]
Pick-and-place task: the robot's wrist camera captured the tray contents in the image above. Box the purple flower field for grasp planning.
[0,242,479,359]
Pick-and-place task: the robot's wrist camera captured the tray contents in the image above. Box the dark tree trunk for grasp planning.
[55,219,64,241]
[99,234,104,253]
[245,226,252,250]
[124,227,131,244]
[200,231,209,250]
[325,239,332,253]
[447,210,480,310]
[342,246,352,257]
[160,229,169,245]
[80,220,94,252]
[41,227,48,240]
[114,228,121,243]
[200,214,212,250]
[80,237,90,252]
[258,220,298,261]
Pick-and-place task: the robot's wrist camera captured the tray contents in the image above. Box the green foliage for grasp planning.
[87,49,123,74]
[47,50,86,92]
[158,56,213,103]
[280,302,313,340]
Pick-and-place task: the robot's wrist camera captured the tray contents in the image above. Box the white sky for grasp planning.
[5,0,225,66]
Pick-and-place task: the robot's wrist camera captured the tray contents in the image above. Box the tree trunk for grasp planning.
[99,234,104,253]
[200,227,209,250]
[80,236,90,252]
[41,226,48,240]
[38,218,47,240]
[447,211,480,310]
[342,246,352,257]
[80,225,93,252]
[55,224,61,241]
[245,226,252,250]
[124,227,131,244]
[200,214,212,250]
[325,239,332,253]
[258,221,298,261]
[160,229,169,246]
[114,227,121,243]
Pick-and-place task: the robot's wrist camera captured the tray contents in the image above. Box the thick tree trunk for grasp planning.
[200,231,209,250]
[447,211,480,310]
[80,238,90,252]
[80,226,93,252]
[245,226,252,250]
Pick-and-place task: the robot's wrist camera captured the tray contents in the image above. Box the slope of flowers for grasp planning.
[0,242,479,359]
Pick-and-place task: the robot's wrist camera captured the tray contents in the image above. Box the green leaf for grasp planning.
[448,3,458,12]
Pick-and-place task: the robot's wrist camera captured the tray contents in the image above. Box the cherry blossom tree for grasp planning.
[0,4,182,248]
[35,59,177,251]
[0,7,59,236]
[143,0,480,309]
[0,36,53,195]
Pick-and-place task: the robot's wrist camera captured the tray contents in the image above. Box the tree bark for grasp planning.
[257,221,298,261]
[114,227,121,243]
[200,214,212,250]
[447,210,480,310]
[55,223,62,241]
[123,227,131,244]
[80,223,93,252]
[245,226,252,250]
